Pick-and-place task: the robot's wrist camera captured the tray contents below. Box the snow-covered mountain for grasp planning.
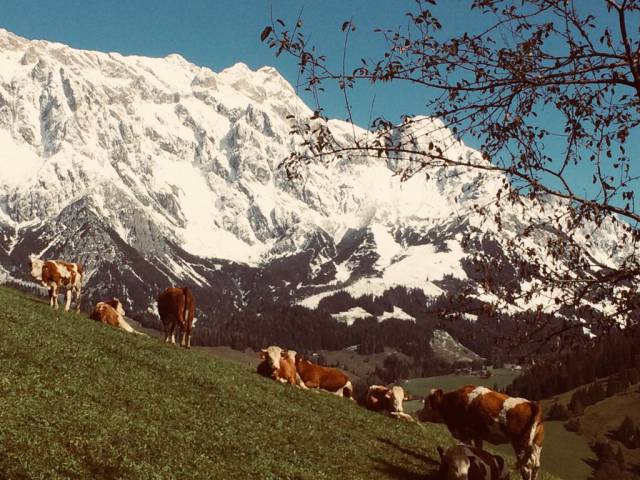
[0,29,630,330]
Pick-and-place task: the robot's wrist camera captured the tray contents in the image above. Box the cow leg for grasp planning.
[163,321,173,343]
[295,373,308,389]
[518,444,542,480]
[64,289,72,311]
[74,286,81,312]
[169,322,177,345]
[48,286,55,307]
[51,284,59,309]
[183,325,192,349]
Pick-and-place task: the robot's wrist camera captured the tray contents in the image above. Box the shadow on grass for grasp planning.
[374,437,440,479]
[374,458,439,480]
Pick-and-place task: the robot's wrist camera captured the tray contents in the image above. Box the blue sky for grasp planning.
[1,0,638,209]
[0,0,425,124]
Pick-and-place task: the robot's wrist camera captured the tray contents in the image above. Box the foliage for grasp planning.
[262,0,640,339]
[507,326,640,399]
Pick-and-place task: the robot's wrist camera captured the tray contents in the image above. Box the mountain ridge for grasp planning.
[0,28,630,336]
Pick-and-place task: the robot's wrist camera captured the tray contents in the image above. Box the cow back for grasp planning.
[90,303,120,327]
[297,359,349,392]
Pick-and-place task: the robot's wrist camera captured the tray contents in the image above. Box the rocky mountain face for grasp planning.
[0,29,630,335]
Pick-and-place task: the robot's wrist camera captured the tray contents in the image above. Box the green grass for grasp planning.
[402,368,519,400]
[0,287,561,479]
[493,422,595,480]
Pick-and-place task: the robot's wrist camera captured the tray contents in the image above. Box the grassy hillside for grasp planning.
[0,287,561,479]
[544,381,640,471]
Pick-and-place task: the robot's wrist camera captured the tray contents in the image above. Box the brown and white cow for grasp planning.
[437,444,509,480]
[157,287,195,348]
[29,256,83,312]
[365,385,414,421]
[257,346,307,388]
[418,385,544,480]
[89,298,139,334]
[294,354,353,398]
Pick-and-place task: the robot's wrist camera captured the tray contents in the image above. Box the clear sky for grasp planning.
[1,0,638,209]
[0,0,432,125]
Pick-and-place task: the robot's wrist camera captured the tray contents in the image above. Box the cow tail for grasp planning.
[182,287,193,328]
[524,401,542,457]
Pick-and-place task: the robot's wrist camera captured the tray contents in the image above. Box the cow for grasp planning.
[157,287,195,348]
[89,298,139,334]
[437,444,509,480]
[418,385,544,480]
[257,346,307,388]
[365,385,414,421]
[29,256,83,312]
[294,354,353,398]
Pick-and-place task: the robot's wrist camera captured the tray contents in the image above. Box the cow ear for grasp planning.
[429,388,444,407]
[385,390,393,399]
[258,349,267,359]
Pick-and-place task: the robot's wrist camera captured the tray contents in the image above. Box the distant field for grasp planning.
[0,286,563,479]
[403,367,519,399]
[493,421,595,480]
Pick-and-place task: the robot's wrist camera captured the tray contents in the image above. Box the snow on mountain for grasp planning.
[0,28,632,331]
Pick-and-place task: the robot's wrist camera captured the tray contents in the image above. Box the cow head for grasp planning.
[518,443,542,480]
[259,346,283,373]
[495,454,509,480]
[386,385,405,413]
[111,298,125,317]
[417,388,445,423]
[28,255,44,280]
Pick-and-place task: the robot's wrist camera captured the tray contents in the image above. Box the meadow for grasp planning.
[0,286,562,479]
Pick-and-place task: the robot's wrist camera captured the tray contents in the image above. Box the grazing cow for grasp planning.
[257,346,306,388]
[437,444,509,480]
[418,385,544,480]
[157,287,195,348]
[29,256,83,311]
[89,299,138,334]
[294,354,353,398]
[366,385,414,421]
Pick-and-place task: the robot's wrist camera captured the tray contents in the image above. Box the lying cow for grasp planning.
[157,287,195,348]
[366,385,414,421]
[437,444,509,480]
[257,346,306,388]
[419,385,544,480]
[89,299,140,334]
[29,256,83,311]
[294,354,353,398]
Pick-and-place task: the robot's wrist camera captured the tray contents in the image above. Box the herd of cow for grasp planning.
[28,256,544,480]
[256,345,543,480]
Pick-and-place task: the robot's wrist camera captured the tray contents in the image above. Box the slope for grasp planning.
[0,286,565,479]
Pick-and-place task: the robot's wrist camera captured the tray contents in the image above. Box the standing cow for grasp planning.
[157,287,195,348]
[418,385,544,480]
[29,256,83,312]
